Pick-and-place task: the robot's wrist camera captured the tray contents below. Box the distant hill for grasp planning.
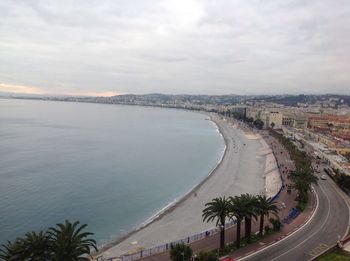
[3,93,350,108]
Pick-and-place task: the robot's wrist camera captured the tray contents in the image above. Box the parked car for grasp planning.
[321,175,327,180]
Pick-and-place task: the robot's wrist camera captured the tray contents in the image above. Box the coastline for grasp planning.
[95,113,228,256]
[98,114,266,258]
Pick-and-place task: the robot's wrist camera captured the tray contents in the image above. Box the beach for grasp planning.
[98,114,269,258]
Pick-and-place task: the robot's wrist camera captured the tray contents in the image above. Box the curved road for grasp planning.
[243,168,350,261]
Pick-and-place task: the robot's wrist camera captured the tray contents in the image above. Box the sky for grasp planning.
[0,0,350,96]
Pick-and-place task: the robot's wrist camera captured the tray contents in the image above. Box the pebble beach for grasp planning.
[99,114,280,258]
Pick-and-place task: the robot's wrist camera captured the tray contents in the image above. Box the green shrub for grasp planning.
[297,202,306,211]
[170,243,193,261]
[264,225,271,235]
[196,251,219,261]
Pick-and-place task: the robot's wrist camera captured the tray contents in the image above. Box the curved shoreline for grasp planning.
[95,113,228,256]
[98,114,267,259]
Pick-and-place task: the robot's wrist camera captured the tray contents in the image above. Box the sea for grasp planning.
[0,98,225,246]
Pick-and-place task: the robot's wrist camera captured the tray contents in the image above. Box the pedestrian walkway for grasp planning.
[131,131,317,261]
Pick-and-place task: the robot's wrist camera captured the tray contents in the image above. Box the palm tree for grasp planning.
[239,194,259,243]
[229,196,245,248]
[255,195,279,237]
[47,220,98,261]
[202,197,231,250]
[18,231,51,260]
[291,168,318,204]
[0,231,50,261]
[0,240,22,261]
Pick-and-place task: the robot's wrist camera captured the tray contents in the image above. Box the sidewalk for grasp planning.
[127,131,318,261]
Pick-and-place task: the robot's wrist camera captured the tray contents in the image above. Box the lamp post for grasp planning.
[280,202,286,221]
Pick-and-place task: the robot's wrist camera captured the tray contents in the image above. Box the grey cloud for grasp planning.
[0,0,349,95]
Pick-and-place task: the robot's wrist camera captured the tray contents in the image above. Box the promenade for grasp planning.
[97,115,265,259]
[128,128,317,261]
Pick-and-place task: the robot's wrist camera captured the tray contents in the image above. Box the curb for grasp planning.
[236,187,319,260]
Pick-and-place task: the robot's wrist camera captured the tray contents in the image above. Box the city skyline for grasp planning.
[1,0,350,96]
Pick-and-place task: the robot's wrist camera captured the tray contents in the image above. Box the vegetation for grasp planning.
[202,197,231,250]
[239,194,258,243]
[169,243,192,261]
[317,248,350,261]
[268,129,312,170]
[290,168,318,209]
[196,251,219,261]
[229,196,245,248]
[268,129,318,210]
[203,194,279,250]
[255,195,279,237]
[345,152,350,162]
[228,111,264,129]
[253,119,264,130]
[335,172,350,194]
[0,220,97,261]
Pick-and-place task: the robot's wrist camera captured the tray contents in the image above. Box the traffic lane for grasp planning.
[245,181,329,261]
[245,176,348,261]
[278,178,349,261]
[319,176,350,244]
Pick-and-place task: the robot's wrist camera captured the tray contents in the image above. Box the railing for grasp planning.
[269,148,284,203]
[97,131,287,261]
[97,220,237,261]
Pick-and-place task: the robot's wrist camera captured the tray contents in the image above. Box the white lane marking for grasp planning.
[270,183,330,260]
[238,187,320,261]
[327,178,350,239]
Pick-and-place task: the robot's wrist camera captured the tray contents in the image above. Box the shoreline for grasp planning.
[98,114,267,258]
[95,113,228,256]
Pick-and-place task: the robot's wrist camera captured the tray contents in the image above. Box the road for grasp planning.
[243,167,350,261]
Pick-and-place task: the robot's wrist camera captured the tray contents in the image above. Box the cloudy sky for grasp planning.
[0,0,349,96]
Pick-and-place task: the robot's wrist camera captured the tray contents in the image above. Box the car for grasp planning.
[321,175,327,180]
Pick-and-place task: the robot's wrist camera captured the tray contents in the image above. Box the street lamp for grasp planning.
[280,202,286,221]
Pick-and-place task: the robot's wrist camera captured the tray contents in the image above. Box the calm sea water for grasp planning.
[0,98,225,245]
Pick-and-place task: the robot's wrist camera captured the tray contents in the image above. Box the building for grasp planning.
[308,114,350,141]
[268,111,283,129]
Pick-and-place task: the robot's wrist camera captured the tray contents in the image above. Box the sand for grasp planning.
[98,115,271,259]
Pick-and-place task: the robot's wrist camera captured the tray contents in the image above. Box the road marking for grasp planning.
[328,178,350,239]
[308,243,329,257]
[238,188,319,261]
[269,184,330,261]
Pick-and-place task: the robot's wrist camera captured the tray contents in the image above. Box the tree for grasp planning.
[255,196,279,237]
[336,173,350,192]
[290,168,318,205]
[19,231,52,260]
[270,122,275,129]
[202,197,231,250]
[229,196,245,248]
[0,231,51,261]
[246,117,254,124]
[0,240,22,261]
[169,243,192,261]
[48,220,98,261]
[253,119,264,130]
[239,194,259,242]
[0,221,97,261]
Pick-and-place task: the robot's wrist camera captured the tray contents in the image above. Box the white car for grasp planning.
[321,175,327,180]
